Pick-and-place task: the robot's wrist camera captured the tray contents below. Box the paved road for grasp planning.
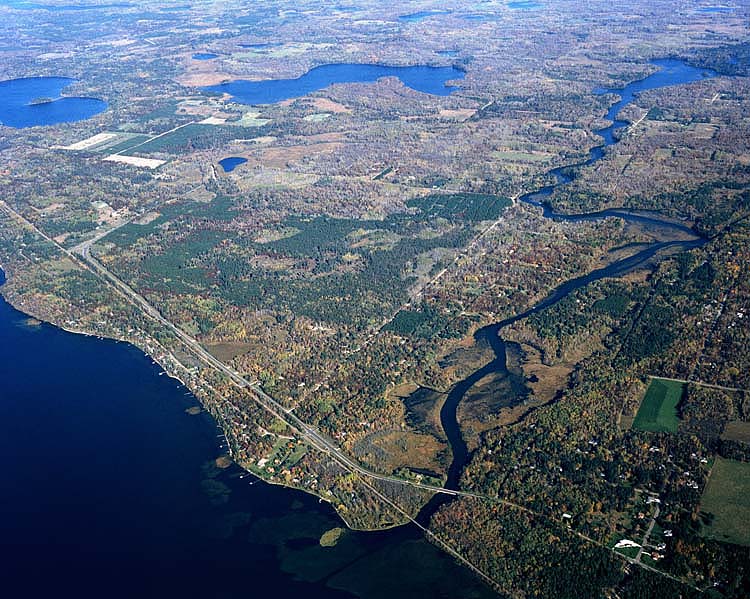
[0,197,703,593]
[70,218,134,255]
[635,503,660,564]
[78,242,486,499]
[648,375,746,394]
[75,212,707,594]
[70,183,206,256]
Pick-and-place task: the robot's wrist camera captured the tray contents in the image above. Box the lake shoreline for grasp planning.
[0,269,495,598]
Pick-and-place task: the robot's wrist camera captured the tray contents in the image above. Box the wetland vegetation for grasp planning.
[1,1,749,597]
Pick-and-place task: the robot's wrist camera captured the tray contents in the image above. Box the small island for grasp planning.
[215,455,232,469]
[319,527,344,547]
[29,97,54,105]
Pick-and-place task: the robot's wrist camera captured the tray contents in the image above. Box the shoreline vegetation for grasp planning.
[0,53,732,539]
[2,2,750,596]
[320,527,345,547]
[0,274,357,519]
[1,262,437,536]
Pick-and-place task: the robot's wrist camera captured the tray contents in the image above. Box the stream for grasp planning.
[418,58,716,523]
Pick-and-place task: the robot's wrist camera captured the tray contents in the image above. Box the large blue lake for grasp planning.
[203,63,465,105]
[0,77,106,128]
[0,272,493,598]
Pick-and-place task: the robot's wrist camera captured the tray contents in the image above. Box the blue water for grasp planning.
[219,156,248,172]
[1,1,131,10]
[0,54,714,598]
[398,9,451,22]
[419,57,714,523]
[697,6,735,13]
[193,52,218,60]
[522,60,715,210]
[203,64,464,105]
[507,1,542,9]
[0,77,106,128]
[0,271,494,598]
[592,59,712,147]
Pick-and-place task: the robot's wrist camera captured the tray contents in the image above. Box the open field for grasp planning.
[632,377,684,432]
[206,341,254,362]
[58,131,152,154]
[103,154,166,169]
[700,457,750,546]
[492,150,553,162]
[118,123,268,156]
[722,421,750,443]
[60,132,118,151]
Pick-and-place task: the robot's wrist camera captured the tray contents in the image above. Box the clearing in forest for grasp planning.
[632,377,684,433]
[700,457,750,546]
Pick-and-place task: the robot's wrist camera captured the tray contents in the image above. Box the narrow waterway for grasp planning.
[418,58,715,522]
[0,57,716,596]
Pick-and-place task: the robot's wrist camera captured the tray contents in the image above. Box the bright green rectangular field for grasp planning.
[632,377,684,433]
[700,457,750,546]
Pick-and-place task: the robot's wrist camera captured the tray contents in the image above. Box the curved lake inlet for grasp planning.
[418,58,715,523]
[219,156,248,172]
[202,63,465,105]
[0,77,107,128]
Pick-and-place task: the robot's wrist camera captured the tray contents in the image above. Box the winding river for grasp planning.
[0,57,717,595]
[418,58,715,522]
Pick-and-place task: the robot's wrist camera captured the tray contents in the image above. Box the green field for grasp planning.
[92,133,152,154]
[632,378,684,433]
[122,123,268,155]
[722,420,750,443]
[700,457,750,546]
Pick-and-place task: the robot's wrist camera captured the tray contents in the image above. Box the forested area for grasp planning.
[430,218,750,596]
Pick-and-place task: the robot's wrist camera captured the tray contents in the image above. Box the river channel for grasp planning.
[418,58,715,521]
[0,58,715,596]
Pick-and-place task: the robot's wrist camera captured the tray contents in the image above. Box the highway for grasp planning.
[1,198,483,500]
[0,198,701,594]
[70,184,206,257]
[77,241,486,499]
[70,237,510,590]
[70,217,134,255]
